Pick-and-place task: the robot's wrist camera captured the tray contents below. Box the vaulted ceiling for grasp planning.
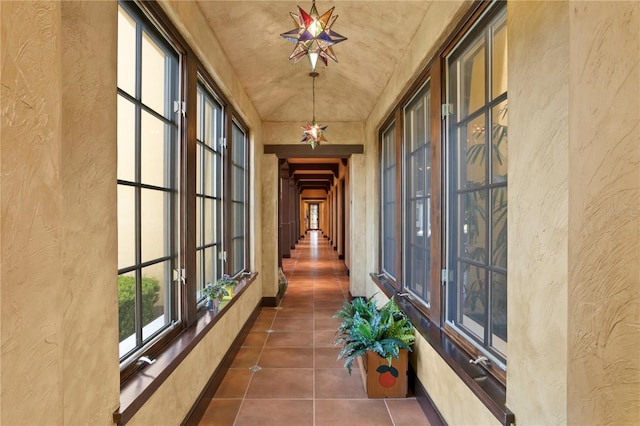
[195,1,434,123]
[194,1,438,187]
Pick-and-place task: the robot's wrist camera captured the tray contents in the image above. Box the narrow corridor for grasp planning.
[197,231,432,425]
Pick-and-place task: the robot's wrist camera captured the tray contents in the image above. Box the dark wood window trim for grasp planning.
[114,273,258,425]
[370,274,514,425]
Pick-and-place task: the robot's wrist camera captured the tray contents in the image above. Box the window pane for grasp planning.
[492,101,508,182]
[196,196,202,247]
[117,96,136,182]
[214,151,222,197]
[141,188,168,262]
[232,238,245,275]
[203,149,213,196]
[460,263,486,340]
[141,32,167,114]
[117,185,136,270]
[232,124,246,164]
[141,111,169,188]
[204,246,217,286]
[461,38,485,118]
[118,272,137,359]
[196,144,202,195]
[491,187,507,269]
[196,249,203,300]
[204,197,215,244]
[197,90,203,141]
[233,202,245,238]
[461,114,486,188]
[232,165,245,202]
[458,190,487,262]
[117,6,136,96]
[492,16,508,100]
[141,262,169,341]
[491,271,507,355]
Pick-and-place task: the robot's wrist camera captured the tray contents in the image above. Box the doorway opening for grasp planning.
[309,203,319,230]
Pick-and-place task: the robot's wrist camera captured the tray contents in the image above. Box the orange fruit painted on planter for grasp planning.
[376,365,399,388]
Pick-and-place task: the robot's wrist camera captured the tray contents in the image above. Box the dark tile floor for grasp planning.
[198,230,432,426]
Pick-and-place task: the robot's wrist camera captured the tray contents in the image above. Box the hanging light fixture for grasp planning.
[280,0,347,72]
[301,72,327,149]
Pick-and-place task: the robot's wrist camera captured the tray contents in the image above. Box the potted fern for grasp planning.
[334,297,415,397]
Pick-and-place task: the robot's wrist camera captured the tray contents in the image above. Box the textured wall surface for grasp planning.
[1,2,121,423]
[568,2,640,423]
[261,155,279,297]
[507,2,570,423]
[349,153,367,296]
[60,1,120,423]
[1,2,64,423]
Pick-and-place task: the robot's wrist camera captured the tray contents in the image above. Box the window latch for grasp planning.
[441,103,453,118]
[173,100,186,117]
[173,268,186,285]
[441,269,452,284]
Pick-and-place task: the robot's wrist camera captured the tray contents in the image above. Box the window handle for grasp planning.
[137,356,156,366]
[469,356,491,368]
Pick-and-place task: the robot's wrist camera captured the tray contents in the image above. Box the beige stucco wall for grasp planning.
[261,154,279,297]
[1,2,66,423]
[1,1,120,424]
[60,2,121,423]
[509,2,640,424]
[508,2,570,423]
[567,2,640,423]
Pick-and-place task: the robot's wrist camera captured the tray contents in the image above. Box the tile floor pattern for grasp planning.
[199,231,433,426]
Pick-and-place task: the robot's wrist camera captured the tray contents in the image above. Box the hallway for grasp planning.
[197,231,432,425]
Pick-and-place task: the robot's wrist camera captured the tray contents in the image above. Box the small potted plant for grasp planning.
[202,280,229,313]
[334,297,415,397]
[217,273,237,300]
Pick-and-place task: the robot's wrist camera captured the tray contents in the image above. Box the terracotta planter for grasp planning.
[357,349,409,398]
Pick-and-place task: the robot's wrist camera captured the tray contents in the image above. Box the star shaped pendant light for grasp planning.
[280,0,347,72]
[300,72,327,149]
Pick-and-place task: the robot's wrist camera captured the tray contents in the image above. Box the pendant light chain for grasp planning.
[312,75,316,122]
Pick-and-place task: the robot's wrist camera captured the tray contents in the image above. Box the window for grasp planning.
[116,1,252,378]
[196,83,224,302]
[445,5,508,363]
[404,83,432,304]
[380,122,397,278]
[229,121,249,276]
[117,2,180,361]
[377,1,506,377]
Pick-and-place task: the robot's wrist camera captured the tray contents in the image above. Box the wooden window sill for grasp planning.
[370,273,515,425]
[113,272,258,425]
